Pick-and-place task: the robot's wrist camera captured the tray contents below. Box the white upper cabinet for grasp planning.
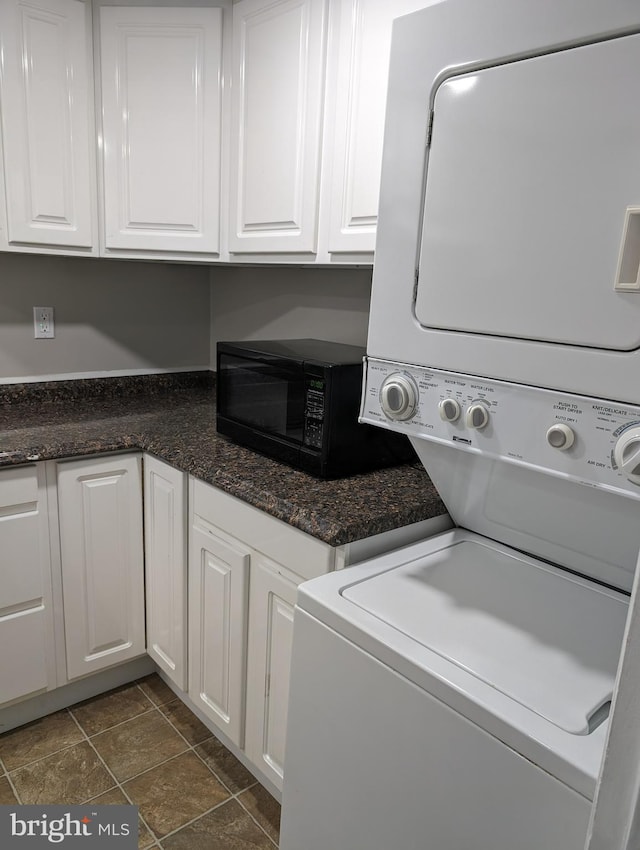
[228,0,434,262]
[228,0,328,255]
[99,5,223,257]
[0,0,96,252]
[322,0,439,256]
[0,0,432,264]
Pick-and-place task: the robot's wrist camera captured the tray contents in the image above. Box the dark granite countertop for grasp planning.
[0,372,447,547]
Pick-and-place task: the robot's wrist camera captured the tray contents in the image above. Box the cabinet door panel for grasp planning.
[57,456,145,681]
[189,524,249,746]
[144,456,187,690]
[0,0,94,249]
[245,556,299,791]
[0,610,49,706]
[0,465,56,705]
[229,0,327,253]
[100,6,222,253]
[326,0,436,253]
[0,468,41,606]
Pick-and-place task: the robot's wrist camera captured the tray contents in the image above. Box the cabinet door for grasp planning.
[245,555,300,791]
[99,6,222,255]
[189,522,249,747]
[144,456,187,691]
[0,465,56,705]
[0,0,95,250]
[228,0,327,254]
[57,455,145,681]
[325,0,436,254]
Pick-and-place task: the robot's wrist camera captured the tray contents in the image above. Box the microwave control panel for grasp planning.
[360,357,640,497]
[303,378,325,449]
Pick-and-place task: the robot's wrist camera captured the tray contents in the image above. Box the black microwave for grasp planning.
[216,339,414,478]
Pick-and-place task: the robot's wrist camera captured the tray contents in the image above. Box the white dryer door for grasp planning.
[416,34,640,350]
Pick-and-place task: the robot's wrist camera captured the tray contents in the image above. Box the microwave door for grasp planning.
[218,353,306,444]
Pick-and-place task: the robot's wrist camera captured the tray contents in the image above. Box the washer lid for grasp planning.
[341,538,628,735]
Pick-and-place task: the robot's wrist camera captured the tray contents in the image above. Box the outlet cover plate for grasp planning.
[33,306,55,339]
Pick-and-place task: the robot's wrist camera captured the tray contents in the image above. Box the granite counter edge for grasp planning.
[0,433,446,548]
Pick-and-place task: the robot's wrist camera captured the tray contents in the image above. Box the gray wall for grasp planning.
[209,265,372,365]
[0,254,211,381]
[0,255,373,381]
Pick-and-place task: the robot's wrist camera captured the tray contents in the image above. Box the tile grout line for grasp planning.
[148,692,251,796]
[0,685,160,777]
[135,686,279,848]
[153,796,237,846]
[234,791,280,849]
[102,698,238,848]
[77,704,159,739]
[67,706,161,849]
[2,765,23,805]
[133,681,163,712]
[66,693,237,845]
[1,679,279,847]
[0,719,89,778]
[66,707,127,796]
[153,790,278,849]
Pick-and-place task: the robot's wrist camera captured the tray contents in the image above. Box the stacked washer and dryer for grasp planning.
[280,2,640,849]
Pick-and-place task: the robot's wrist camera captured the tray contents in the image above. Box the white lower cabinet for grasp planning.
[188,477,335,791]
[144,456,188,690]
[189,520,250,747]
[245,555,299,790]
[1,451,438,792]
[56,455,145,681]
[0,465,57,706]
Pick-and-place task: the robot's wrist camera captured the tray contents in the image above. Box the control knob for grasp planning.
[613,426,640,486]
[439,398,461,422]
[546,424,575,451]
[465,402,490,430]
[379,373,418,421]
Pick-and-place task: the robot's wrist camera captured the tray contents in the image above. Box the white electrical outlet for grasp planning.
[33,306,55,339]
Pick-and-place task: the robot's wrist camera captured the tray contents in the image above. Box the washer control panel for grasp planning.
[379,373,419,420]
[360,358,640,496]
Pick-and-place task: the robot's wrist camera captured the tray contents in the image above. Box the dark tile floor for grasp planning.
[0,674,281,849]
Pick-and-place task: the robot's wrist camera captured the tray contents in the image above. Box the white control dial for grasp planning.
[379,373,418,421]
[613,426,640,485]
[465,402,490,430]
[546,423,575,451]
[439,398,461,422]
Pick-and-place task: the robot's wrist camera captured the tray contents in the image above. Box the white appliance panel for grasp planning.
[341,538,627,735]
[285,6,640,850]
[361,358,640,587]
[288,530,624,799]
[367,0,640,401]
[416,36,640,350]
[362,359,640,501]
[280,605,592,850]
[416,441,640,592]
